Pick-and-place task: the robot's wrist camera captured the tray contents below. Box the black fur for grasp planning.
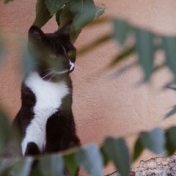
[25,142,40,156]
[14,24,80,159]
[45,95,80,153]
[14,84,36,138]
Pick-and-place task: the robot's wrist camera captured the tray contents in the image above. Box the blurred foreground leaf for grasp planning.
[0,158,19,175]
[103,137,130,176]
[135,29,155,80]
[64,153,78,176]
[76,144,103,176]
[33,0,52,27]
[11,158,33,176]
[165,105,176,119]
[108,46,135,68]
[44,0,66,15]
[132,138,144,162]
[113,19,129,46]
[40,154,64,176]
[100,146,109,166]
[56,0,103,41]
[165,127,176,155]
[0,38,5,64]
[139,128,165,154]
[70,0,97,39]
[21,47,37,76]
[163,36,176,77]
[4,0,13,4]
[0,111,13,151]
[56,4,73,27]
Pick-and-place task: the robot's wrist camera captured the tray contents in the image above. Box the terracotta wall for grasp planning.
[1,0,176,174]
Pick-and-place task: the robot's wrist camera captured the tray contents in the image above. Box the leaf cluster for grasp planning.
[1,110,176,176]
[111,19,176,81]
[33,0,104,42]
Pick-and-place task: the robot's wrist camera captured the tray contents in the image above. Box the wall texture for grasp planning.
[1,0,176,174]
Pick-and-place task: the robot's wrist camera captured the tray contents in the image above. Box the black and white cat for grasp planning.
[14,24,80,156]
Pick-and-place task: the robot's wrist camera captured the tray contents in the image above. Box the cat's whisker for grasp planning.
[53,70,69,75]
[42,70,69,81]
[49,74,55,81]
[42,71,54,79]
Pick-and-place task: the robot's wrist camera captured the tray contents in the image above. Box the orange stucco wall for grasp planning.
[1,0,176,174]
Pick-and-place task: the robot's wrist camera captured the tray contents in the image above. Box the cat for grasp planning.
[14,23,80,156]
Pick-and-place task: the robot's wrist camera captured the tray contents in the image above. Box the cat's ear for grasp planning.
[56,22,72,38]
[28,26,45,41]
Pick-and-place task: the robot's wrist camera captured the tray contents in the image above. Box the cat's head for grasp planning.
[28,23,76,79]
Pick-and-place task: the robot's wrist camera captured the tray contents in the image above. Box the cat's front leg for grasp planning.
[21,121,46,156]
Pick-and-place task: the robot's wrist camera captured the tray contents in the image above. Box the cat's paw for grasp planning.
[25,142,40,156]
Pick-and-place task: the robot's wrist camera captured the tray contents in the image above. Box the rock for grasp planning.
[106,155,176,176]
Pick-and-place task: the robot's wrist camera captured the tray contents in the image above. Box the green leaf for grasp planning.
[56,3,73,27]
[0,110,20,156]
[64,153,78,176]
[165,105,176,119]
[76,144,103,176]
[29,160,43,176]
[0,38,5,64]
[0,158,19,174]
[56,9,63,26]
[162,36,176,77]
[44,0,66,15]
[11,158,33,176]
[4,0,13,4]
[0,170,11,176]
[112,19,129,46]
[165,127,176,155]
[103,137,130,176]
[56,0,103,41]
[0,39,4,56]
[18,158,33,176]
[0,111,13,151]
[70,0,96,29]
[100,146,109,166]
[21,47,37,76]
[108,46,135,68]
[139,128,165,154]
[70,0,97,40]
[132,138,144,162]
[40,154,64,176]
[135,29,155,80]
[33,0,52,27]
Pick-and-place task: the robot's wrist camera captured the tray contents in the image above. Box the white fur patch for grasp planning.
[69,60,75,71]
[21,72,69,155]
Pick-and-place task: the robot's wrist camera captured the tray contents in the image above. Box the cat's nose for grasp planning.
[69,60,75,72]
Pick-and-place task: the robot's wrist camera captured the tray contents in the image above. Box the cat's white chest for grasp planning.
[21,72,69,155]
[25,72,69,112]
